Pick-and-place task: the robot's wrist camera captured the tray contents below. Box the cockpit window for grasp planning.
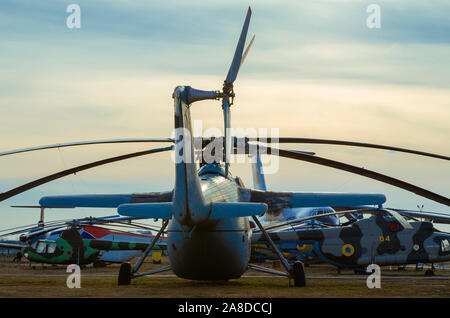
[47,243,57,254]
[36,242,47,254]
[440,239,450,253]
[31,241,38,249]
[311,208,339,225]
[314,208,333,215]
[198,164,226,177]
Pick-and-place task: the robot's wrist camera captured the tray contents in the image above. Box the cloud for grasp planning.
[0,1,448,228]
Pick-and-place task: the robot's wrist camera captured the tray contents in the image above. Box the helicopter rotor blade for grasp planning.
[0,145,173,203]
[0,138,174,158]
[259,208,415,233]
[242,137,450,161]
[382,208,413,229]
[260,209,363,232]
[273,146,450,207]
[242,144,450,207]
[20,225,68,241]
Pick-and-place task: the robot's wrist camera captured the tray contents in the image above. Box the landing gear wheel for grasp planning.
[425,269,434,276]
[118,262,132,285]
[292,261,306,287]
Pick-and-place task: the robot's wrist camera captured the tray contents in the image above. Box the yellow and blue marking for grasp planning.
[342,244,355,257]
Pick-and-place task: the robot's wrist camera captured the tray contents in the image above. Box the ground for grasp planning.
[0,256,449,298]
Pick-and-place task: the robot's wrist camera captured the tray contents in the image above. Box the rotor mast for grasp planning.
[184,7,254,176]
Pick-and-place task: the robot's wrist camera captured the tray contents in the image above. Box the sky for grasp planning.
[0,0,449,231]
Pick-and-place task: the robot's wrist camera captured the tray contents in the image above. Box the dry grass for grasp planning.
[0,257,448,298]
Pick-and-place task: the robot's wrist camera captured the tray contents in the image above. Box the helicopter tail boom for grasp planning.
[172,86,209,225]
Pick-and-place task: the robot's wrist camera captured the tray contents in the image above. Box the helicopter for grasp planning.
[248,151,450,270]
[252,208,450,276]
[0,7,449,287]
[0,213,167,266]
[0,224,165,266]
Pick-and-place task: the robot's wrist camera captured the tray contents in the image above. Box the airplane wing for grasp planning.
[39,191,173,208]
[239,188,386,209]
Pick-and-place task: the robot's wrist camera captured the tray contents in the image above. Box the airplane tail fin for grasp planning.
[251,151,267,191]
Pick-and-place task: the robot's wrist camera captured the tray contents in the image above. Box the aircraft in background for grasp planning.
[47,225,166,266]
[0,214,167,266]
[0,227,165,266]
[253,208,450,276]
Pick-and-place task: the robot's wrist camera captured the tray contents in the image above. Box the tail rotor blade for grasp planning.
[224,6,252,86]
[221,7,253,176]
[239,34,255,73]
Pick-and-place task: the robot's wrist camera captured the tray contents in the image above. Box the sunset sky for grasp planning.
[0,1,449,230]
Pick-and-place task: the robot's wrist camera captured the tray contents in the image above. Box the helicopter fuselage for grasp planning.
[168,172,251,280]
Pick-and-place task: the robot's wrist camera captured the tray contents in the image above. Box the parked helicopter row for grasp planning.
[0,7,449,288]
